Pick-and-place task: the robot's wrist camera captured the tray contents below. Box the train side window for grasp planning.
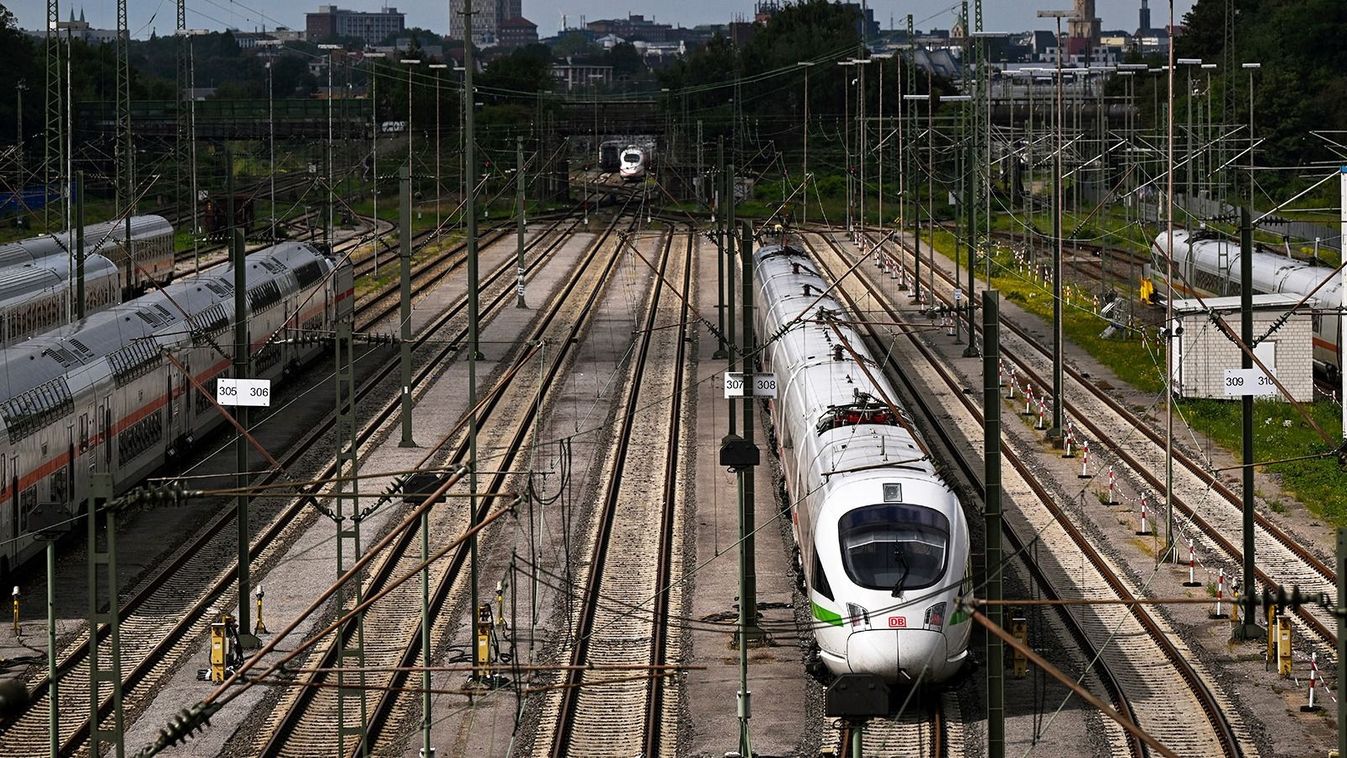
[813,551,834,601]
[79,414,89,451]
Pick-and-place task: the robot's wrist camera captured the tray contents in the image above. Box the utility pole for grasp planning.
[115,0,133,262]
[86,474,123,757]
[1037,9,1074,442]
[75,172,84,319]
[319,44,340,250]
[695,120,703,207]
[367,52,384,272]
[43,0,61,230]
[229,170,258,650]
[735,220,762,758]
[188,35,199,273]
[399,164,415,448]
[516,136,527,308]
[796,62,813,225]
[726,161,737,438]
[1235,206,1262,641]
[15,81,25,195]
[176,0,187,230]
[430,62,446,230]
[334,266,368,753]
[267,61,275,240]
[1338,528,1347,758]
[713,136,728,360]
[462,0,485,683]
[983,289,1004,758]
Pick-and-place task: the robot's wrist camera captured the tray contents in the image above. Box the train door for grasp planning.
[0,455,10,571]
[102,397,113,473]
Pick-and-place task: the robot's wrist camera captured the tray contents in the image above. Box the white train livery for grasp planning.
[754,239,972,684]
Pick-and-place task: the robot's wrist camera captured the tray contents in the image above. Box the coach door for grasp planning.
[102,398,113,473]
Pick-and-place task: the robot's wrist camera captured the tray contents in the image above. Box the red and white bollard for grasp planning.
[1023,385,1035,417]
[1136,494,1152,536]
[1211,568,1230,619]
[1078,440,1093,479]
[1062,424,1076,459]
[1006,367,1017,399]
[1105,466,1118,504]
[1035,398,1046,430]
[1302,652,1323,712]
[889,257,898,280]
[1183,537,1201,586]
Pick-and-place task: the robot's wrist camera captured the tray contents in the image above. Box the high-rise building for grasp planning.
[1138,0,1152,33]
[450,0,522,45]
[306,5,405,45]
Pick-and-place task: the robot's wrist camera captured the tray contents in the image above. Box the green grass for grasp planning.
[1177,399,1346,525]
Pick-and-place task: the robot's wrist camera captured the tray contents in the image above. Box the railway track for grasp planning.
[864,228,1341,650]
[253,203,639,755]
[524,222,693,757]
[0,211,585,757]
[808,230,1248,757]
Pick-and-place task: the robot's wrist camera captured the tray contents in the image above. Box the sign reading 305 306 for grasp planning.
[216,378,273,407]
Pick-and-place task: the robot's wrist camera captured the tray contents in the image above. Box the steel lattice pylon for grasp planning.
[115,0,133,219]
[43,0,61,228]
[176,0,188,225]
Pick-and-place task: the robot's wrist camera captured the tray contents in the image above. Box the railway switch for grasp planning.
[1011,615,1028,679]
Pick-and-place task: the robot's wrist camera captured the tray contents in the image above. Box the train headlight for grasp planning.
[924,602,946,632]
[846,602,869,627]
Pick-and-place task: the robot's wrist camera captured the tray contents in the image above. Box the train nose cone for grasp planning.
[846,630,948,682]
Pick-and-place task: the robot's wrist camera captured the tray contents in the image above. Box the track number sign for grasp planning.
[217,378,273,407]
[724,372,778,399]
[1222,368,1276,397]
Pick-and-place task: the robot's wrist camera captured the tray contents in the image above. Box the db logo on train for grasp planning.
[888,616,907,628]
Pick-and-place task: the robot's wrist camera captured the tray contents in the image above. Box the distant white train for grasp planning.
[755,236,972,684]
[618,145,649,182]
[1152,229,1344,377]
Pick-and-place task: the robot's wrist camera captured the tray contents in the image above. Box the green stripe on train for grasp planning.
[812,600,843,626]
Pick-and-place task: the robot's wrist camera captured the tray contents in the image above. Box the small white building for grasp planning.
[1169,294,1315,402]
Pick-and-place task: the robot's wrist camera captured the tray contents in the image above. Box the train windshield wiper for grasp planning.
[891,545,910,598]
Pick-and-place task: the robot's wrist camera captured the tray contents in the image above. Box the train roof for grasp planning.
[0,255,119,309]
[0,241,329,434]
[0,215,173,269]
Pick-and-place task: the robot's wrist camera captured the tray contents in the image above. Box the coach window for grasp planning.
[812,551,833,601]
[837,503,949,594]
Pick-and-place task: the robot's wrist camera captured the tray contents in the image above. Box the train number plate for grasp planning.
[724,372,778,399]
[217,378,273,407]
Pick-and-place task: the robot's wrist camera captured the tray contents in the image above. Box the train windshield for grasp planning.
[837,504,948,593]
[623,152,641,163]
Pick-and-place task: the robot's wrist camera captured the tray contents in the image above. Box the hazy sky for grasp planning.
[7,0,1195,40]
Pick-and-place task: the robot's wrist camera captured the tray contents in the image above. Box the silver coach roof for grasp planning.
[0,215,173,269]
[0,240,327,407]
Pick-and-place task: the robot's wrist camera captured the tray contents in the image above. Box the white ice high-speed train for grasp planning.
[755,237,972,684]
[618,145,648,182]
[0,240,352,579]
[1152,229,1344,377]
